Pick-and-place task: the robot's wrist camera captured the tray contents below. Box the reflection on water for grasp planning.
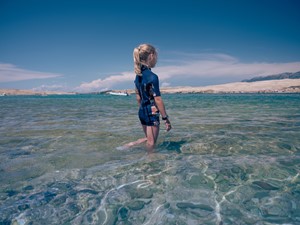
[0,94,299,224]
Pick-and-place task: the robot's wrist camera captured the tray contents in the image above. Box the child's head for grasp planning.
[133,44,157,75]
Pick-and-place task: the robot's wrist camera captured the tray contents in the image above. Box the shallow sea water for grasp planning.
[0,94,299,225]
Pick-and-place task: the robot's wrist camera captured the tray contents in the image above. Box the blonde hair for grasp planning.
[133,44,157,75]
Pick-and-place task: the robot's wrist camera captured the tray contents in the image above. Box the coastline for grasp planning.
[0,89,76,96]
[159,78,300,94]
[1,79,300,96]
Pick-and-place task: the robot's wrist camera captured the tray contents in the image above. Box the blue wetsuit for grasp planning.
[134,65,161,126]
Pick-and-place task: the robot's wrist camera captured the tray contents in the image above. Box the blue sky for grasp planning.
[1,0,300,92]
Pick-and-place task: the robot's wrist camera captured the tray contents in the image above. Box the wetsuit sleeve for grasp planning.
[152,74,161,97]
[134,76,140,93]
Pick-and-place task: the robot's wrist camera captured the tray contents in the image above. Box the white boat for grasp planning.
[108,91,129,96]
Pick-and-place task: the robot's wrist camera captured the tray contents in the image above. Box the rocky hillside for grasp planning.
[242,71,300,82]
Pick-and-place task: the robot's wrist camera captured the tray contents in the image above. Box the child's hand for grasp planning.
[165,119,172,132]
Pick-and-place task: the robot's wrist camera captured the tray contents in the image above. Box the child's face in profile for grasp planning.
[148,52,157,68]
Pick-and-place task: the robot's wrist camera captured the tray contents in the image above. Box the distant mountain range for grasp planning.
[242,71,300,82]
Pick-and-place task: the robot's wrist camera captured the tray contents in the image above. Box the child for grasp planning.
[133,44,172,150]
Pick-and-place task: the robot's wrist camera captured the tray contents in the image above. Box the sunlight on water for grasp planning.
[0,94,299,224]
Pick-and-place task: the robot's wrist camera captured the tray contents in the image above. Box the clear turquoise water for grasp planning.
[0,94,299,224]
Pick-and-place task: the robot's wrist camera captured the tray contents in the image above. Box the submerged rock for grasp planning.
[187,175,214,189]
[127,200,145,210]
[176,202,214,212]
[128,188,153,199]
[253,191,270,199]
[252,181,279,190]
[277,142,292,150]
[6,190,18,197]
[118,206,129,220]
[23,185,34,191]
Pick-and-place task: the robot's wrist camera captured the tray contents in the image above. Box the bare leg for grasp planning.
[142,125,147,137]
[116,125,159,151]
[145,125,160,152]
[116,137,147,150]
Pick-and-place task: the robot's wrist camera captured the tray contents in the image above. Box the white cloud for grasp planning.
[32,84,68,92]
[76,72,133,92]
[75,53,300,92]
[161,82,171,87]
[155,54,300,81]
[0,63,62,82]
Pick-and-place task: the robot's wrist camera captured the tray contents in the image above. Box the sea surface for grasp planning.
[0,93,299,225]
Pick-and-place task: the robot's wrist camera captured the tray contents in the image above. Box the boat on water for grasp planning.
[107,91,129,96]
